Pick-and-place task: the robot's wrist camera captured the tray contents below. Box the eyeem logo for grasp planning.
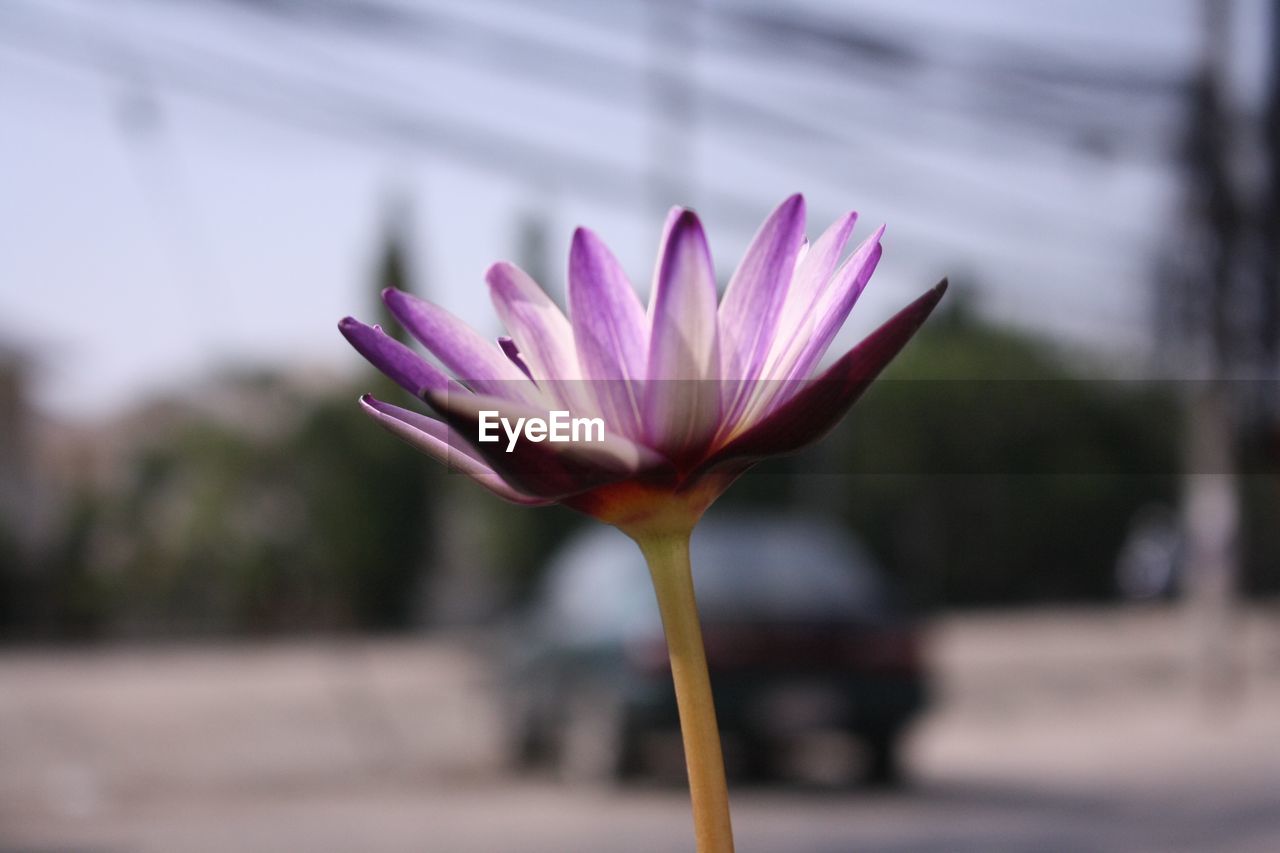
[478,410,606,452]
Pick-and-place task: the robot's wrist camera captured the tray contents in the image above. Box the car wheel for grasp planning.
[739,734,783,785]
[863,729,904,788]
[501,694,548,772]
[557,687,636,786]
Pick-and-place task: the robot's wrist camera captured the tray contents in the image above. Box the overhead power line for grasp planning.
[0,0,1189,289]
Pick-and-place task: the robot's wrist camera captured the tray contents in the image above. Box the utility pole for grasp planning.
[1172,0,1243,709]
[647,0,698,214]
[1262,2,1280,390]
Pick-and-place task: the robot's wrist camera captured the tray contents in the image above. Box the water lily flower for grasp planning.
[339,194,944,852]
[340,195,944,528]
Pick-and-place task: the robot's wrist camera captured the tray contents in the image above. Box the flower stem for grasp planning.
[635,529,735,853]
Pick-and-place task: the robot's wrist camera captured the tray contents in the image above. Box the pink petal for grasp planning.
[737,226,884,428]
[423,389,672,500]
[359,395,547,505]
[766,211,860,374]
[382,288,537,403]
[717,194,806,382]
[568,227,648,438]
[643,209,722,456]
[486,262,579,381]
[703,279,947,470]
[487,261,596,416]
[498,336,535,382]
[338,317,450,396]
[784,226,884,384]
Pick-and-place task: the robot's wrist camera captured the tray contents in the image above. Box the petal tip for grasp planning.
[898,277,949,326]
[338,316,376,347]
[762,193,807,240]
[381,287,409,309]
[671,207,703,232]
[917,278,948,313]
[484,260,513,284]
[780,193,806,219]
[572,226,613,264]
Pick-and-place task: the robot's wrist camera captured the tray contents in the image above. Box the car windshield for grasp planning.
[537,517,889,641]
[691,520,887,620]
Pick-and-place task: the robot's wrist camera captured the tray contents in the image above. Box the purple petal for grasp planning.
[423,389,671,500]
[358,395,547,505]
[486,262,595,414]
[338,317,450,396]
[736,225,885,426]
[643,209,722,455]
[498,336,535,382]
[717,194,806,382]
[771,212,859,360]
[382,288,535,401]
[782,226,884,384]
[486,262,580,382]
[568,227,648,438]
[646,206,684,323]
[702,279,947,470]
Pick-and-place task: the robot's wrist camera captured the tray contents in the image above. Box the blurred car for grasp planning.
[499,515,929,786]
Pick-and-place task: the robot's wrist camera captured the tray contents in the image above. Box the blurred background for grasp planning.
[2,0,1280,850]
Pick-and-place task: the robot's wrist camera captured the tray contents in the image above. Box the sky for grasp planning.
[0,0,1271,420]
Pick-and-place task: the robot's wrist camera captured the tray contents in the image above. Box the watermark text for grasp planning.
[478,410,605,452]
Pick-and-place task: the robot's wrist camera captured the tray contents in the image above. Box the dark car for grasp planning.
[499,515,929,786]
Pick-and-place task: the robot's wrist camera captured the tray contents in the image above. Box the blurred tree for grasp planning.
[25,298,1274,639]
[77,375,441,635]
[770,292,1189,608]
[97,414,300,633]
[43,198,454,636]
[288,391,437,629]
[373,193,417,346]
[39,491,108,639]
[515,208,553,295]
[0,520,24,635]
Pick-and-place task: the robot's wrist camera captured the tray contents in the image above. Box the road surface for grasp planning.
[2,605,1278,851]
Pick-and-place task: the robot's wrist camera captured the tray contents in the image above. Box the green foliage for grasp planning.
[718,299,1189,607]
[81,378,440,635]
[1239,474,1280,595]
[289,392,437,628]
[20,282,1277,637]
[373,197,416,345]
[832,303,1182,606]
[0,520,24,634]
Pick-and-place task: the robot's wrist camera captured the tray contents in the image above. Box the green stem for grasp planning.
[635,529,735,853]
